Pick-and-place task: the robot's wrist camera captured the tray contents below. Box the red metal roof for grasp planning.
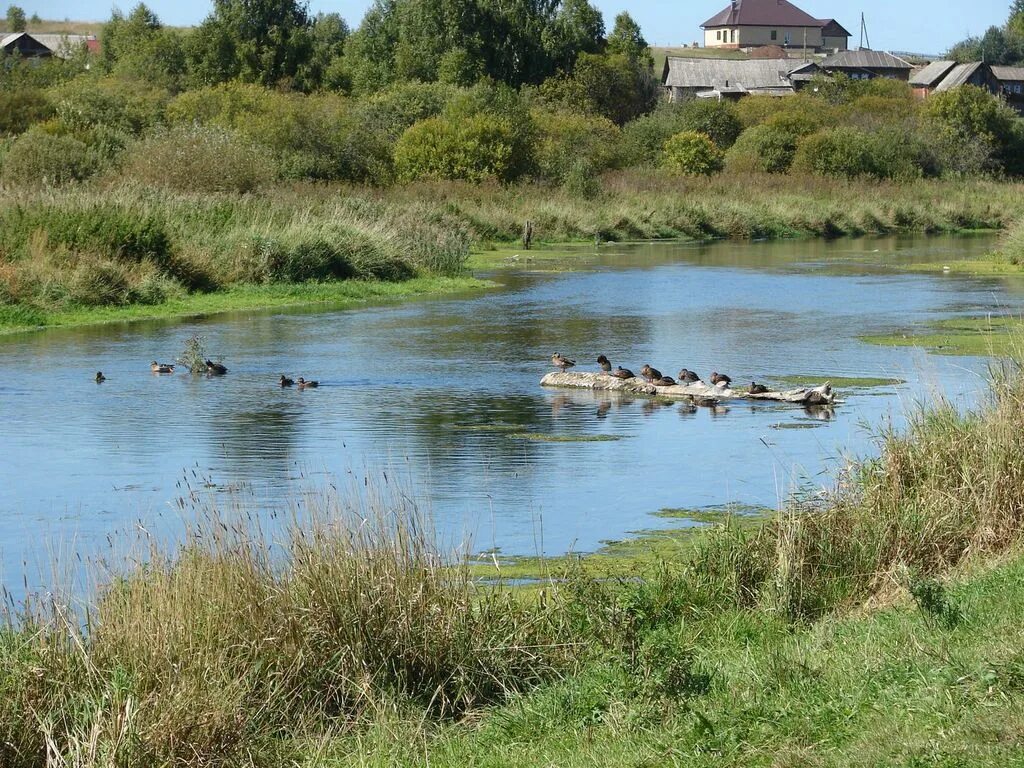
[702,0,824,28]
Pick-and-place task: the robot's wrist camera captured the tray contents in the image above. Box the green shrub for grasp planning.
[0,128,93,185]
[662,131,724,176]
[725,125,798,174]
[533,110,623,183]
[792,127,875,179]
[395,114,525,183]
[924,85,1024,176]
[121,125,276,193]
[624,100,741,165]
[0,88,53,135]
[49,76,170,135]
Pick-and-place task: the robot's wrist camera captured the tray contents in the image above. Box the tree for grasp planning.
[924,84,1024,175]
[187,0,313,88]
[296,12,349,90]
[101,5,186,89]
[662,131,724,176]
[606,12,651,69]
[6,4,26,32]
[543,0,604,72]
[540,52,658,125]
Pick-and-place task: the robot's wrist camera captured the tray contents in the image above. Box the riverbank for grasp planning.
[2,173,1024,333]
[3,357,1024,766]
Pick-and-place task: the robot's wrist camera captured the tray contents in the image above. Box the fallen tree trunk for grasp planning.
[540,372,837,406]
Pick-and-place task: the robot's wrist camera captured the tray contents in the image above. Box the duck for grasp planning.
[297,377,319,389]
[206,360,228,376]
[551,353,576,371]
[677,368,700,383]
[653,375,677,387]
[748,381,769,395]
[710,371,732,387]
[150,361,175,374]
[610,366,635,380]
[95,371,106,383]
[695,396,719,408]
[596,355,612,373]
[280,375,294,387]
[640,364,662,383]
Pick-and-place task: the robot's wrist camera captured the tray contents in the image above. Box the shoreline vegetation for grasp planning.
[3,174,1024,335]
[3,358,1024,766]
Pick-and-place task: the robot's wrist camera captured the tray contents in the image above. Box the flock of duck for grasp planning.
[550,354,771,395]
[94,361,319,389]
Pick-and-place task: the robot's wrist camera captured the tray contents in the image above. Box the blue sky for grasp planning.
[20,0,1008,56]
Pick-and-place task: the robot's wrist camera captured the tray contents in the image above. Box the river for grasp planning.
[1,234,1020,592]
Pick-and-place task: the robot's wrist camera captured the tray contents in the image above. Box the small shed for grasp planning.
[820,50,913,81]
[662,57,798,101]
[1,32,53,58]
[909,60,956,97]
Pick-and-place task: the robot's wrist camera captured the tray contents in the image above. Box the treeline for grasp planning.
[949,0,1024,65]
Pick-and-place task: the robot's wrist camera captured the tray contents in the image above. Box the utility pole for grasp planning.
[859,12,871,50]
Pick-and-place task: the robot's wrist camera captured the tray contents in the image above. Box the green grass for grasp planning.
[0,276,491,334]
[862,316,1024,356]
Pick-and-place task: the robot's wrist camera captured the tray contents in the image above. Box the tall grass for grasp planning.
[0,479,576,767]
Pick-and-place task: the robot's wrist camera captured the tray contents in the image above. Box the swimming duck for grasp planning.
[95,371,105,383]
[610,366,635,380]
[205,360,228,376]
[551,354,576,371]
[297,377,319,388]
[677,368,700,383]
[710,371,732,387]
[748,382,769,395]
[653,376,677,387]
[695,396,719,408]
[597,355,612,373]
[150,361,175,374]
[640,364,662,383]
[280,375,294,387]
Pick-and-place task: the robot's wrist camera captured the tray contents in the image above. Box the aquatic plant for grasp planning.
[177,334,208,374]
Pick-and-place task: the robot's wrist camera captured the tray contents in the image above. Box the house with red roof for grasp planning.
[701,0,850,53]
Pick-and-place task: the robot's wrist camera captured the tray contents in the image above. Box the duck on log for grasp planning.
[540,371,837,406]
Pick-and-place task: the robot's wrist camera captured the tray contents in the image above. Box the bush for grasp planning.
[792,127,875,179]
[725,124,799,174]
[533,110,623,183]
[624,100,741,165]
[662,131,724,176]
[49,76,170,135]
[0,88,53,135]
[121,125,276,193]
[0,128,93,185]
[924,85,1024,176]
[395,114,526,183]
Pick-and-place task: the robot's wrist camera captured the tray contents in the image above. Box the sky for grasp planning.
[19,0,1011,56]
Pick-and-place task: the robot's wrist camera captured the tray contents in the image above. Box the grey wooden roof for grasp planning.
[0,31,92,58]
[992,66,1024,83]
[821,50,912,70]
[909,60,956,87]
[663,57,798,91]
[933,62,984,92]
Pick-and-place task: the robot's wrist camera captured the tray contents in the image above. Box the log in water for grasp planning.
[540,372,837,406]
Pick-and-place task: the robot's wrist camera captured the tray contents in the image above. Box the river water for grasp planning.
[1,234,1021,590]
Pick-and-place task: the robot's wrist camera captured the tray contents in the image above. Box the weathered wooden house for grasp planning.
[1,32,53,58]
[993,66,1024,114]
[701,0,850,53]
[662,57,801,101]
[909,60,956,97]
[819,50,913,81]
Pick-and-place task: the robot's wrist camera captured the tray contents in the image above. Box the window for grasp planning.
[731,29,736,43]
[1016,83,1023,94]
[716,30,722,41]
[771,30,777,40]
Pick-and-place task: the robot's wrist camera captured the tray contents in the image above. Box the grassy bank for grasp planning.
[3,173,1023,333]
[3,355,1024,765]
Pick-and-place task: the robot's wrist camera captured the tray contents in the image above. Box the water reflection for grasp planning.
[0,234,1018,596]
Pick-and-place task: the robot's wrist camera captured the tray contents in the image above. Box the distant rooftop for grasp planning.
[821,50,912,70]
[909,60,956,88]
[702,0,823,28]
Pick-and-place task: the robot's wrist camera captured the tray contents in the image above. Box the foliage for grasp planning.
[0,88,53,136]
[539,52,658,125]
[49,75,170,135]
[5,3,25,31]
[0,128,93,185]
[792,127,876,179]
[177,334,209,373]
[606,11,652,69]
[533,109,623,183]
[661,131,724,176]
[395,113,526,183]
[924,85,1024,175]
[100,4,187,89]
[121,124,276,192]
[725,124,798,174]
